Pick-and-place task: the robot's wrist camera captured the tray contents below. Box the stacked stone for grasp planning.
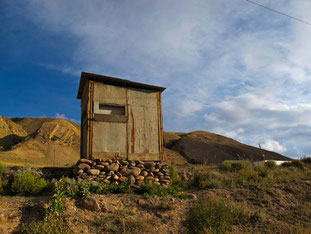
[73,158,170,186]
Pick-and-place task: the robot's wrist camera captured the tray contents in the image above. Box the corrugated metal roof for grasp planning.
[77,72,166,99]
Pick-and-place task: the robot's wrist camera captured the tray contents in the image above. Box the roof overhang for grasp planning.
[77,72,166,99]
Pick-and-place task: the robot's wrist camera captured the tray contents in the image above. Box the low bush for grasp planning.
[21,213,71,234]
[282,160,304,169]
[135,181,187,198]
[194,171,225,189]
[301,157,311,164]
[11,169,49,196]
[255,166,269,178]
[219,160,252,172]
[53,177,186,199]
[53,177,133,198]
[0,164,8,175]
[186,195,265,233]
[186,195,233,233]
[265,160,277,169]
[0,175,8,194]
[21,177,71,234]
[169,165,180,182]
[233,168,262,186]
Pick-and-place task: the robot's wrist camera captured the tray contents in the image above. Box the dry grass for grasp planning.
[94,210,150,233]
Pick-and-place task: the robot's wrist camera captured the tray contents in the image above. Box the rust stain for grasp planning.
[145,148,150,154]
[126,88,129,157]
[130,110,135,153]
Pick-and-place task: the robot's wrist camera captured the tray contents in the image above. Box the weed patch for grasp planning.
[53,177,132,198]
[265,160,277,169]
[282,160,304,169]
[0,164,8,175]
[21,213,72,234]
[11,169,49,196]
[219,160,252,172]
[21,179,71,233]
[135,182,187,198]
[301,157,311,164]
[194,171,225,189]
[186,195,265,233]
[95,211,149,233]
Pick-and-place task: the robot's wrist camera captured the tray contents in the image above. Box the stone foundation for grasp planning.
[73,158,171,186]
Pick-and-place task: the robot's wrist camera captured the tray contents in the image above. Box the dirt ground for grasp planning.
[1,178,310,234]
[0,194,193,233]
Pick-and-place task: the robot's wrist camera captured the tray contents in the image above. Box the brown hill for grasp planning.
[0,116,80,167]
[0,116,290,166]
[164,131,291,164]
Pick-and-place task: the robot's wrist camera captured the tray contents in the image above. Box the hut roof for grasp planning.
[77,72,166,99]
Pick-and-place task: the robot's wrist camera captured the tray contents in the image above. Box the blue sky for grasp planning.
[1,0,311,158]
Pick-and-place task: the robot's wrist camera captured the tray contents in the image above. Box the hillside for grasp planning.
[164,131,291,164]
[0,116,80,167]
[0,116,290,167]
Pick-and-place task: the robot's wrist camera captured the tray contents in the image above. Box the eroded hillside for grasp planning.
[0,117,80,167]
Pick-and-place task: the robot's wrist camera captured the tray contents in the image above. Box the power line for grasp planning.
[245,0,311,26]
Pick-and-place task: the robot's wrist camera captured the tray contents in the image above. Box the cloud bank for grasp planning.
[6,0,311,157]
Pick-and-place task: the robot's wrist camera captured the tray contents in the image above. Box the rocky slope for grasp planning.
[0,116,80,167]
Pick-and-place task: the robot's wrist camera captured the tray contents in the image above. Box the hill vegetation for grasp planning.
[0,158,310,233]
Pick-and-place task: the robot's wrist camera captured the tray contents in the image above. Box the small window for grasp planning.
[98,104,125,115]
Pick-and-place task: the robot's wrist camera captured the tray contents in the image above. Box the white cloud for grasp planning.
[55,113,79,123]
[55,113,66,119]
[259,138,287,154]
[177,99,203,117]
[8,0,311,157]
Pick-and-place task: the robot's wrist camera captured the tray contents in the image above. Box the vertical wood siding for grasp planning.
[86,82,161,161]
[92,83,127,158]
[127,88,160,160]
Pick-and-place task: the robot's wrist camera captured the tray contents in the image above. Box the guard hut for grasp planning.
[77,72,166,161]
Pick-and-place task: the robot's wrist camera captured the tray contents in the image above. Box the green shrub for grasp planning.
[169,165,179,182]
[282,160,304,169]
[194,171,225,189]
[136,182,168,197]
[301,157,311,164]
[255,166,269,178]
[11,170,49,196]
[135,181,187,198]
[0,164,8,175]
[186,195,265,233]
[272,168,291,184]
[53,177,133,198]
[219,160,252,172]
[186,195,233,233]
[265,160,277,169]
[0,164,9,194]
[0,175,8,194]
[234,168,263,186]
[20,174,71,233]
[21,214,71,234]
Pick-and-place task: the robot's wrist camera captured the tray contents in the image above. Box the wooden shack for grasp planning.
[77,72,166,161]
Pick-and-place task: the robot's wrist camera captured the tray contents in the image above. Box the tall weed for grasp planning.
[11,169,49,196]
[186,195,265,233]
[219,160,252,172]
